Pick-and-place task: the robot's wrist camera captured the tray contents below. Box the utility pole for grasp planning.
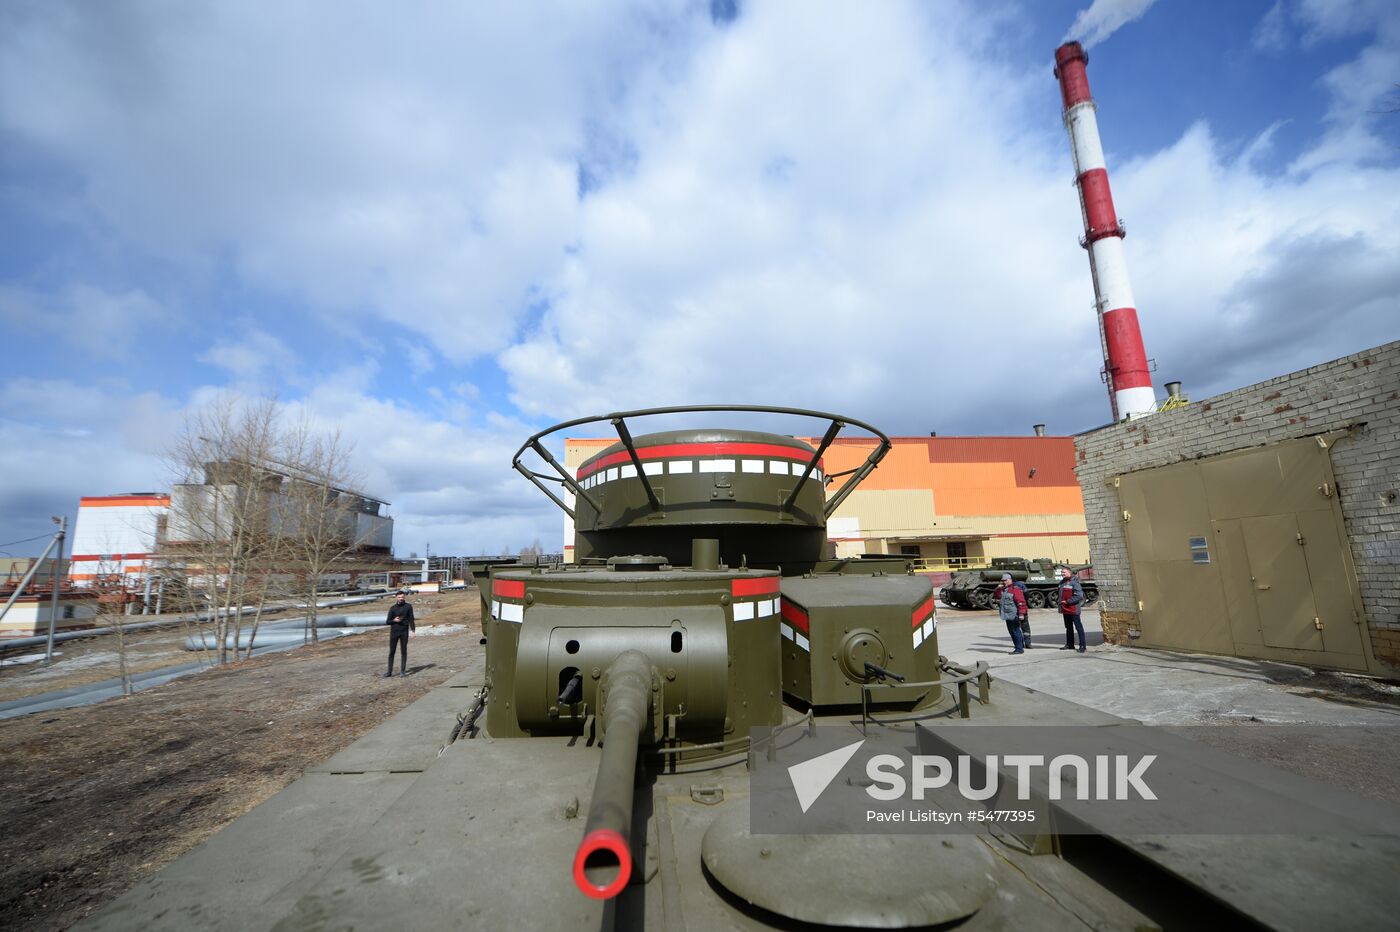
[44,515,68,665]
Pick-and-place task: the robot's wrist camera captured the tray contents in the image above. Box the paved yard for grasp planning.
[934,604,1400,726]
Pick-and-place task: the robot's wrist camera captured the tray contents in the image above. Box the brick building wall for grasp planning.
[1074,341,1400,670]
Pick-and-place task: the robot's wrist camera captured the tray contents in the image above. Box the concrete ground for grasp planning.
[934,605,1400,727]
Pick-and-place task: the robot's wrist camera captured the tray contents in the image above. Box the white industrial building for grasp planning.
[69,494,170,587]
[69,465,392,596]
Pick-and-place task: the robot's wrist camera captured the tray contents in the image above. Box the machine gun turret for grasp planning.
[862,660,905,682]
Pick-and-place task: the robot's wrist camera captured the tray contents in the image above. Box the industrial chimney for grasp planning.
[1054,42,1156,421]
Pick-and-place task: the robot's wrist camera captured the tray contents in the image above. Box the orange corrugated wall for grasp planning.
[820,437,1083,516]
[564,435,1084,518]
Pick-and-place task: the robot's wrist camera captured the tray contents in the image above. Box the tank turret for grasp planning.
[486,405,944,897]
[571,428,828,570]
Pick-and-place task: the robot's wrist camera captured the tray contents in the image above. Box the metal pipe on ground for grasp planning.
[0,616,189,652]
[184,629,352,651]
[0,632,359,720]
[572,650,654,900]
[307,612,386,628]
[0,609,385,654]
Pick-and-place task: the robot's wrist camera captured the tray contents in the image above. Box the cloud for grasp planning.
[197,328,298,379]
[0,284,166,359]
[274,383,564,555]
[1063,0,1162,49]
[1289,2,1400,172]
[1253,2,1290,52]
[0,373,564,556]
[394,339,437,378]
[499,1,1399,438]
[0,378,174,551]
[1295,0,1397,42]
[2,1,1398,554]
[0,1,711,363]
[1104,121,1400,397]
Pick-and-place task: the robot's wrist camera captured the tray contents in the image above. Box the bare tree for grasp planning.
[274,428,376,645]
[162,396,295,665]
[91,559,135,696]
[160,395,386,663]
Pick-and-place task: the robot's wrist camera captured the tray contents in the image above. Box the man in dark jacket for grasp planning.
[1057,567,1086,653]
[385,591,416,677]
[993,573,1027,654]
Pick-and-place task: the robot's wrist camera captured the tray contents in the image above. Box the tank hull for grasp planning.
[79,660,1400,931]
[940,560,1099,611]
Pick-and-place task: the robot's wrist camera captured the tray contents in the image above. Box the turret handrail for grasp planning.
[511,405,893,521]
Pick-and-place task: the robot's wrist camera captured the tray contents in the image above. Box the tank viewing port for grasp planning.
[838,629,889,683]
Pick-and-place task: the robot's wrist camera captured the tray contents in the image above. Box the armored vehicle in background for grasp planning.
[940,556,1098,610]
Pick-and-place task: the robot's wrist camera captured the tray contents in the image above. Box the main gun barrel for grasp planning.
[571,650,653,899]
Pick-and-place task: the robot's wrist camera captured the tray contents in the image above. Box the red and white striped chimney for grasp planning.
[1054,41,1156,420]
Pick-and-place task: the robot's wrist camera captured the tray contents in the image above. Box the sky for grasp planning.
[1,0,1398,558]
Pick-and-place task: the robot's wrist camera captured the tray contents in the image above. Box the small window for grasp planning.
[1189,536,1210,564]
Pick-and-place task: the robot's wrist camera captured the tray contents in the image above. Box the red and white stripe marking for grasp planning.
[779,599,811,652]
[578,442,824,489]
[731,577,780,622]
[491,578,525,623]
[911,596,936,650]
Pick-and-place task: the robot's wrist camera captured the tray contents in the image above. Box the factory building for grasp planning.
[67,465,393,598]
[165,464,393,555]
[0,589,98,639]
[69,494,170,586]
[562,435,1089,569]
[0,558,99,638]
[1076,341,1400,675]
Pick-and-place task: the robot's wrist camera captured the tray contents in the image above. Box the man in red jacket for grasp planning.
[993,573,1028,654]
[1057,567,1087,653]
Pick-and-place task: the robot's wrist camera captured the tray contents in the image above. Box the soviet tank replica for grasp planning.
[83,405,1400,932]
[940,557,1098,610]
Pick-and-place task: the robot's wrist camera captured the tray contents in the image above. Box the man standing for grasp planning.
[993,573,1027,654]
[1057,567,1086,653]
[385,591,415,677]
[1015,579,1032,648]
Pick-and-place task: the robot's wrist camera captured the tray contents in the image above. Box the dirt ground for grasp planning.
[0,590,483,931]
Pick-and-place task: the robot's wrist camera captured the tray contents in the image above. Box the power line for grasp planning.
[0,533,54,550]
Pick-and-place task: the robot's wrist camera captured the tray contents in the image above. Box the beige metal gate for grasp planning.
[1117,436,1373,672]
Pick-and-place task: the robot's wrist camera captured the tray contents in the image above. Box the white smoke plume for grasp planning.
[1064,0,1163,48]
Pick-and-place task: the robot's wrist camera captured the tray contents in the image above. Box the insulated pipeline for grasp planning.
[572,650,653,900]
